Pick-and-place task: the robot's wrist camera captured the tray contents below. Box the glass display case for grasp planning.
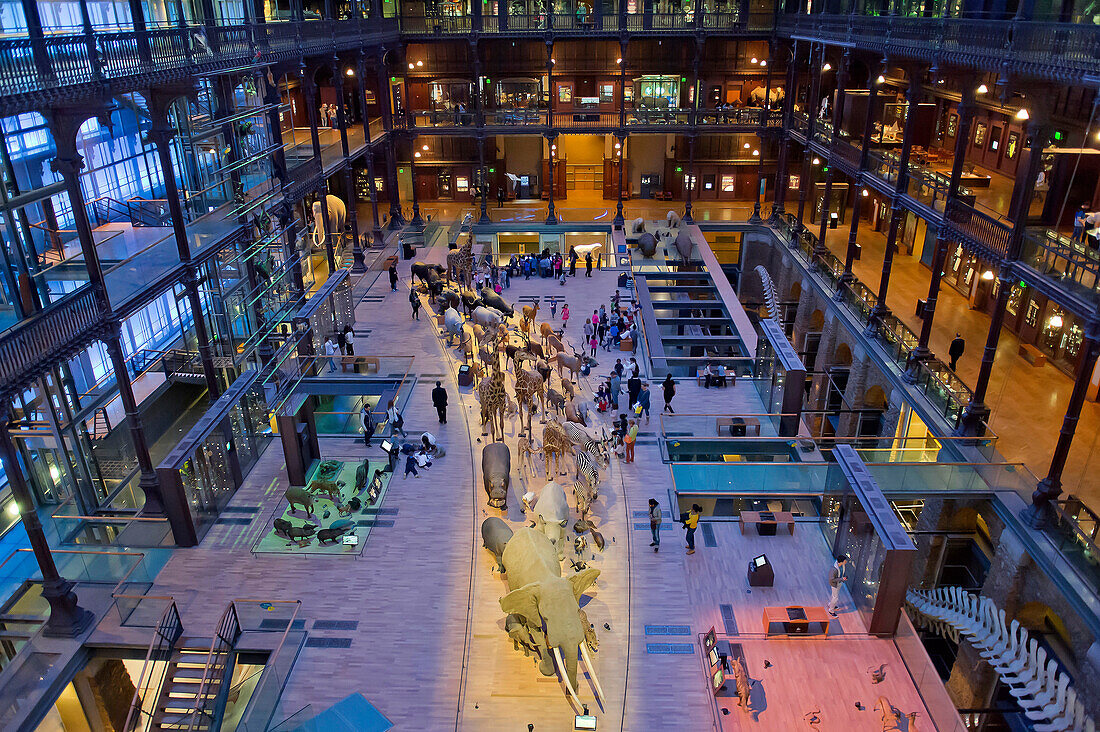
[157,370,272,545]
[428,79,473,111]
[633,75,680,109]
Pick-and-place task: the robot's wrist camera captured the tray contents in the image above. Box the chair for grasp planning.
[1025,673,1070,722]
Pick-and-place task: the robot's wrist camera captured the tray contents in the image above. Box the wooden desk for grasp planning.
[715,416,760,436]
[739,511,794,535]
[762,606,832,637]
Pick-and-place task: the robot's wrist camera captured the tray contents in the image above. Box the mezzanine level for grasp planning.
[777,12,1100,85]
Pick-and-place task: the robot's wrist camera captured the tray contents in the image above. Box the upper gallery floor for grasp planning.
[2,0,1099,109]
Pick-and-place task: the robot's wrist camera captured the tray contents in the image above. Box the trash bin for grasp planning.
[403,241,416,260]
[728,418,746,437]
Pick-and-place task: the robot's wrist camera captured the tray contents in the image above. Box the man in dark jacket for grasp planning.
[432,381,448,424]
[389,264,398,292]
[627,374,642,411]
[948,333,965,371]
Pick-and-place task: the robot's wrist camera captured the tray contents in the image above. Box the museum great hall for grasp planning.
[0,0,1099,729]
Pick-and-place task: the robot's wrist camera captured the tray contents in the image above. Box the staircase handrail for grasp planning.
[123,599,183,731]
[233,599,304,732]
[186,601,241,730]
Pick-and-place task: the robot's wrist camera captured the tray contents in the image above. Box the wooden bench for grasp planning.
[1019,343,1047,367]
[381,255,398,271]
[715,417,761,436]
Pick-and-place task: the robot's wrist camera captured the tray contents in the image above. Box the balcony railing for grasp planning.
[0,19,396,100]
[777,13,1100,82]
[944,198,1012,260]
[776,213,972,423]
[0,285,105,396]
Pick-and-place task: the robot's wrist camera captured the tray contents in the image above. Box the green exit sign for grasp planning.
[1053,130,1064,141]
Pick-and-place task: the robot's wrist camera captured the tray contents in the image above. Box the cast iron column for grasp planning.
[148,125,221,397]
[103,321,166,516]
[683,134,696,224]
[334,57,365,272]
[869,70,921,331]
[0,408,93,636]
[771,41,798,220]
[546,134,558,224]
[376,48,404,228]
[409,134,423,227]
[358,53,384,246]
[614,132,626,227]
[956,113,1050,435]
[839,62,882,293]
[1024,324,1100,528]
[478,135,490,224]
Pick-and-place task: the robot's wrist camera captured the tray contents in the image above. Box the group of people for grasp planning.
[510,246,595,283]
[583,302,640,357]
[322,324,356,372]
[317,103,344,130]
[647,499,701,554]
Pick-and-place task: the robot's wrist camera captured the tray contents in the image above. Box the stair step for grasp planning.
[167,667,208,681]
[152,712,210,729]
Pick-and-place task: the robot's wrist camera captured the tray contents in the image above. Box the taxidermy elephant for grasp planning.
[498,528,603,705]
[636,232,658,258]
[482,442,511,509]
[673,227,695,264]
[479,287,515,317]
[443,307,464,344]
[532,480,569,560]
[311,194,346,251]
[481,516,514,572]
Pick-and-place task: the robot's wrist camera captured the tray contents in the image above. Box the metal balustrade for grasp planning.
[778,13,1100,83]
[0,19,397,102]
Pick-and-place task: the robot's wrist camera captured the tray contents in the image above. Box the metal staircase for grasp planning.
[125,601,241,731]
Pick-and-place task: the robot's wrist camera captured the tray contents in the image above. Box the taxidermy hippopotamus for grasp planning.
[532,480,569,560]
[673,227,696,264]
[636,231,658,258]
[482,442,511,509]
[479,287,515,317]
[497,527,603,705]
[481,516,514,572]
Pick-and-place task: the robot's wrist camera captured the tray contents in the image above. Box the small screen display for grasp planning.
[703,627,717,650]
[708,647,719,667]
[753,554,767,568]
[711,668,724,690]
[575,715,597,730]
[381,439,394,453]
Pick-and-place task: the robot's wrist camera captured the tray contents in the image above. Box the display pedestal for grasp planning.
[747,556,774,587]
[457,364,473,386]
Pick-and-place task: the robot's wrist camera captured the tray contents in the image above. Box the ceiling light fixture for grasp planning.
[822,63,832,72]
[876,75,885,85]
[976,84,988,94]
[1015,108,1030,120]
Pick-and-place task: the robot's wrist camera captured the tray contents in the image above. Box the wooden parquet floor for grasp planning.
[139,249,945,731]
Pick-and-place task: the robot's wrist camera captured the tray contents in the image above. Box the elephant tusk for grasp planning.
[580,643,605,703]
[552,646,583,710]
